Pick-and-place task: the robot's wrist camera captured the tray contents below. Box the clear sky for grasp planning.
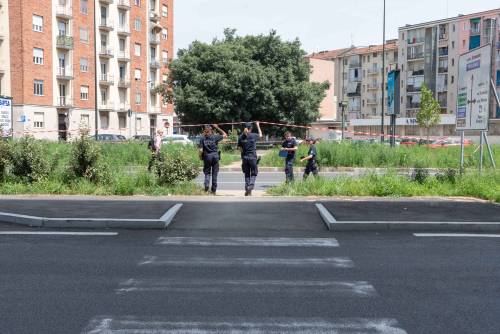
[174,0,497,56]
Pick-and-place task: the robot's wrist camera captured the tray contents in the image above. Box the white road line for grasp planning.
[0,231,118,236]
[414,233,500,238]
[116,278,377,297]
[156,236,339,247]
[138,255,354,268]
[84,316,407,333]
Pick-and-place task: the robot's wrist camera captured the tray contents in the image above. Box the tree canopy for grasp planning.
[417,84,441,142]
[158,29,329,130]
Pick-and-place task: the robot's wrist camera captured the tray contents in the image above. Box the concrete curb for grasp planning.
[314,205,500,232]
[0,204,184,230]
[215,167,444,173]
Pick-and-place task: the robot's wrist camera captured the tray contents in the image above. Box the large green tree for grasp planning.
[156,29,329,132]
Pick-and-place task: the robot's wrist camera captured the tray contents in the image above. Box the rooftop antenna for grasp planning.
[350,34,355,47]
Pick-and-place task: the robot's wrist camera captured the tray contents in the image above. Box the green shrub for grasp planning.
[0,139,12,181]
[435,168,457,184]
[155,145,200,185]
[67,132,110,184]
[11,136,50,183]
[411,167,429,184]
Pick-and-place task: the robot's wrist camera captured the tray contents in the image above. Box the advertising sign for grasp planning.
[387,70,400,115]
[456,44,492,131]
[0,97,13,137]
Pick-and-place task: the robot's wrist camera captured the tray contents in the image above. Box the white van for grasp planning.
[162,134,193,145]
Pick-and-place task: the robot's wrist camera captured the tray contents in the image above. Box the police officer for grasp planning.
[237,121,263,196]
[199,124,227,194]
[280,131,298,182]
[300,137,319,179]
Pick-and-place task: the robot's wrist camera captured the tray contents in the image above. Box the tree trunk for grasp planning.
[427,127,430,148]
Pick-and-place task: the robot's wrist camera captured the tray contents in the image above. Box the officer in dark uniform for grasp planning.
[280,131,298,182]
[237,121,263,196]
[199,124,227,194]
[300,137,319,179]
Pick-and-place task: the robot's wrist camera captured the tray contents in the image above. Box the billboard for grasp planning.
[0,97,13,137]
[456,44,492,131]
[387,70,400,115]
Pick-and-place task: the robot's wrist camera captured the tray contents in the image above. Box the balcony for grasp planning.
[150,81,158,89]
[117,51,130,62]
[118,102,131,111]
[99,101,115,111]
[57,96,73,108]
[149,106,161,114]
[99,46,114,58]
[407,37,424,45]
[99,19,114,31]
[117,24,130,35]
[117,0,130,9]
[162,59,169,68]
[407,53,424,61]
[366,98,378,105]
[149,34,160,44]
[56,35,73,50]
[56,67,73,80]
[367,69,379,76]
[367,83,379,91]
[150,11,160,22]
[438,67,448,74]
[117,77,131,87]
[99,74,114,85]
[407,69,424,77]
[407,102,421,110]
[349,62,361,69]
[99,0,113,4]
[55,5,73,19]
[150,59,160,68]
[407,85,422,93]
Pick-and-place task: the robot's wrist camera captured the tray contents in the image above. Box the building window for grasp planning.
[162,4,168,17]
[81,114,90,128]
[134,0,140,6]
[80,28,89,43]
[80,58,89,72]
[451,58,455,66]
[80,0,88,14]
[33,112,45,128]
[162,28,168,40]
[119,114,127,129]
[32,15,43,32]
[134,18,141,31]
[134,69,141,80]
[451,76,454,84]
[100,113,109,129]
[162,74,168,83]
[80,85,89,100]
[162,50,168,63]
[135,91,141,104]
[451,41,455,49]
[134,43,141,56]
[33,48,44,65]
[33,80,44,96]
[136,117,142,130]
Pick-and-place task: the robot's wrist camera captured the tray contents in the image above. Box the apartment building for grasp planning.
[1,0,173,140]
[0,0,11,98]
[399,8,500,137]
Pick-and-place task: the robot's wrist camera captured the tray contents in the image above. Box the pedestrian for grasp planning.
[199,124,227,195]
[280,131,298,182]
[300,137,319,180]
[237,121,263,196]
[148,129,163,172]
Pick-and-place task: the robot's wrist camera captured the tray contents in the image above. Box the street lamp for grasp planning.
[381,0,386,143]
[339,101,348,140]
[93,0,98,139]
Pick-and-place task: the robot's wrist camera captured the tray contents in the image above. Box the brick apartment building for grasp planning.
[0,0,174,140]
[309,8,500,140]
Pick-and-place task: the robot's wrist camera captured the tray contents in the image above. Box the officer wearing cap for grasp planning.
[300,137,319,179]
[237,121,263,196]
[199,124,227,194]
[280,131,298,182]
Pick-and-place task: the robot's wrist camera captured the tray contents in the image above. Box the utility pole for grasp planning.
[93,0,98,139]
[380,0,386,143]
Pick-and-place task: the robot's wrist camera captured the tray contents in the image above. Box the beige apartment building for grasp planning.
[1,0,174,140]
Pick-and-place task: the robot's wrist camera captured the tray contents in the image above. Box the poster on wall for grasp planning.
[0,97,13,138]
[456,44,492,131]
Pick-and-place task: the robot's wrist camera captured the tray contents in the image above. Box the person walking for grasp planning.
[199,124,227,195]
[148,129,164,172]
[237,121,263,196]
[300,137,319,180]
[280,131,298,182]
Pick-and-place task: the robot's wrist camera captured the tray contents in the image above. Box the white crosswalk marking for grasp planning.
[156,236,339,247]
[116,278,377,297]
[84,316,408,334]
[139,255,354,268]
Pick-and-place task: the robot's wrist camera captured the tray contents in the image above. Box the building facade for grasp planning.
[1,0,173,140]
[310,8,500,139]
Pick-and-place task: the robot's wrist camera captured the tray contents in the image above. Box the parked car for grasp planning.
[133,135,151,142]
[95,134,127,142]
[188,135,203,146]
[162,134,193,145]
[400,138,419,146]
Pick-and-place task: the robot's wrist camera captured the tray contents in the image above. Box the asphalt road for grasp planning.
[1,200,500,333]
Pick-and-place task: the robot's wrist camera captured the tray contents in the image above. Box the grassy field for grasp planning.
[268,170,500,203]
[260,142,500,169]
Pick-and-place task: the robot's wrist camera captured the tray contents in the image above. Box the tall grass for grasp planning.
[260,142,500,168]
[268,170,500,203]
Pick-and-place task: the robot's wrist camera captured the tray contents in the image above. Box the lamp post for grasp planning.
[380,0,386,143]
[93,0,98,139]
[339,101,348,140]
